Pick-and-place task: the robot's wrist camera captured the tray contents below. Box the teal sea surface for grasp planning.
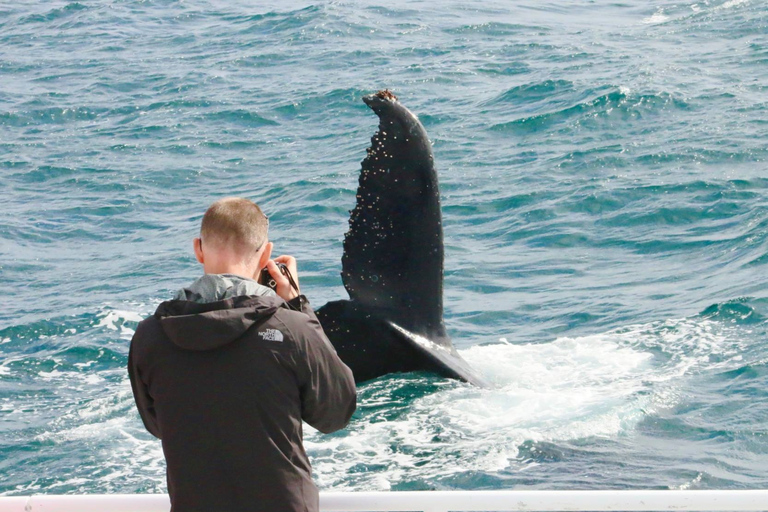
[1,0,767,494]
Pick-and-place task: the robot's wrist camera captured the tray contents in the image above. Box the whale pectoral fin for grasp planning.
[386,322,491,388]
[317,92,487,387]
[341,92,447,343]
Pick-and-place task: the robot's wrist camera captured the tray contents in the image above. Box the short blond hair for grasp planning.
[200,197,268,256]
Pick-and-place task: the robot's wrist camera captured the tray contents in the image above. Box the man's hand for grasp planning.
[266,255,300,301]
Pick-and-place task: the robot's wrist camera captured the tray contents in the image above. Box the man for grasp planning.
[128,197,356,512]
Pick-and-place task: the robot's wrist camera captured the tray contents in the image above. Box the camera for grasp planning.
[259,262,288,291]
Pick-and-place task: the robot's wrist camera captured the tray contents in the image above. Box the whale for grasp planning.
[316,90,488,387]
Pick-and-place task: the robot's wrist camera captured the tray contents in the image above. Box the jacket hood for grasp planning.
[155,295,285,351]
[173,273,276,303]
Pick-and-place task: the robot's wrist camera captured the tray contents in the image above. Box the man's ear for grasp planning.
[257,242,273,271]
[194,238,204,264]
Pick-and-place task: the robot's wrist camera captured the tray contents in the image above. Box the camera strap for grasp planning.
[279,265,300,295]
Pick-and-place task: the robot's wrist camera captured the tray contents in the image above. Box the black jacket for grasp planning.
[128,294,356,512]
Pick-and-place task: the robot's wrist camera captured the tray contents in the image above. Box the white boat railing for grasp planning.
[0,490,767,512]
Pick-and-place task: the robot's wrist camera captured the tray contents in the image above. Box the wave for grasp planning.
[0,107,104,127]
[476,62,531,76]
[490,88,690,135]
[197,110,279,128]
[17,3,88,25]
[445,22,547,37]
[452,177,768,256]
[227,4,323,28]
[717,0,752,11]
[272,87,373,118]
[485,80,575,106]
[699,297,767,325]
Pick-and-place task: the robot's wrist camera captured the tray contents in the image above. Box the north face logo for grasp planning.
[259,329,284,342]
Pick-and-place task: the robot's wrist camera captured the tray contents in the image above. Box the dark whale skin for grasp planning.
[317,91,488,387]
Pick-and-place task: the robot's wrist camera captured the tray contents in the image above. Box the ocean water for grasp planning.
[1,0,767,496]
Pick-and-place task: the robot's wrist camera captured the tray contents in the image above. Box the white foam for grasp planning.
[38,370,66,380]
[46,478,90,490]
[719,0,748,9]
[96,308,146,339]
[307,314,747,490]
[42,416,135,442]
[306,334,657,490]
[97,309,144,328]
[642,9,669,24]
[0,370,150,491]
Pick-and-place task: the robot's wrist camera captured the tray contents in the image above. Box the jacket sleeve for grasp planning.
[290,296,357,434]
[128,324,162,439]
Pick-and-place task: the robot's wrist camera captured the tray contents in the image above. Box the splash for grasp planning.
[642,9,669,24]
[95,309,146,339]
[306,312,753,490]
[719,0,749,10]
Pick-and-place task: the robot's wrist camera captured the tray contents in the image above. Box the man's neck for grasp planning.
[203,263,257,281]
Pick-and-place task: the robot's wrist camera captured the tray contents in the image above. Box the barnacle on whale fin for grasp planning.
[375,89,398,101]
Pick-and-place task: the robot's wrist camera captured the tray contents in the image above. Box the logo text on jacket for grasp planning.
[259,329,284,342]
